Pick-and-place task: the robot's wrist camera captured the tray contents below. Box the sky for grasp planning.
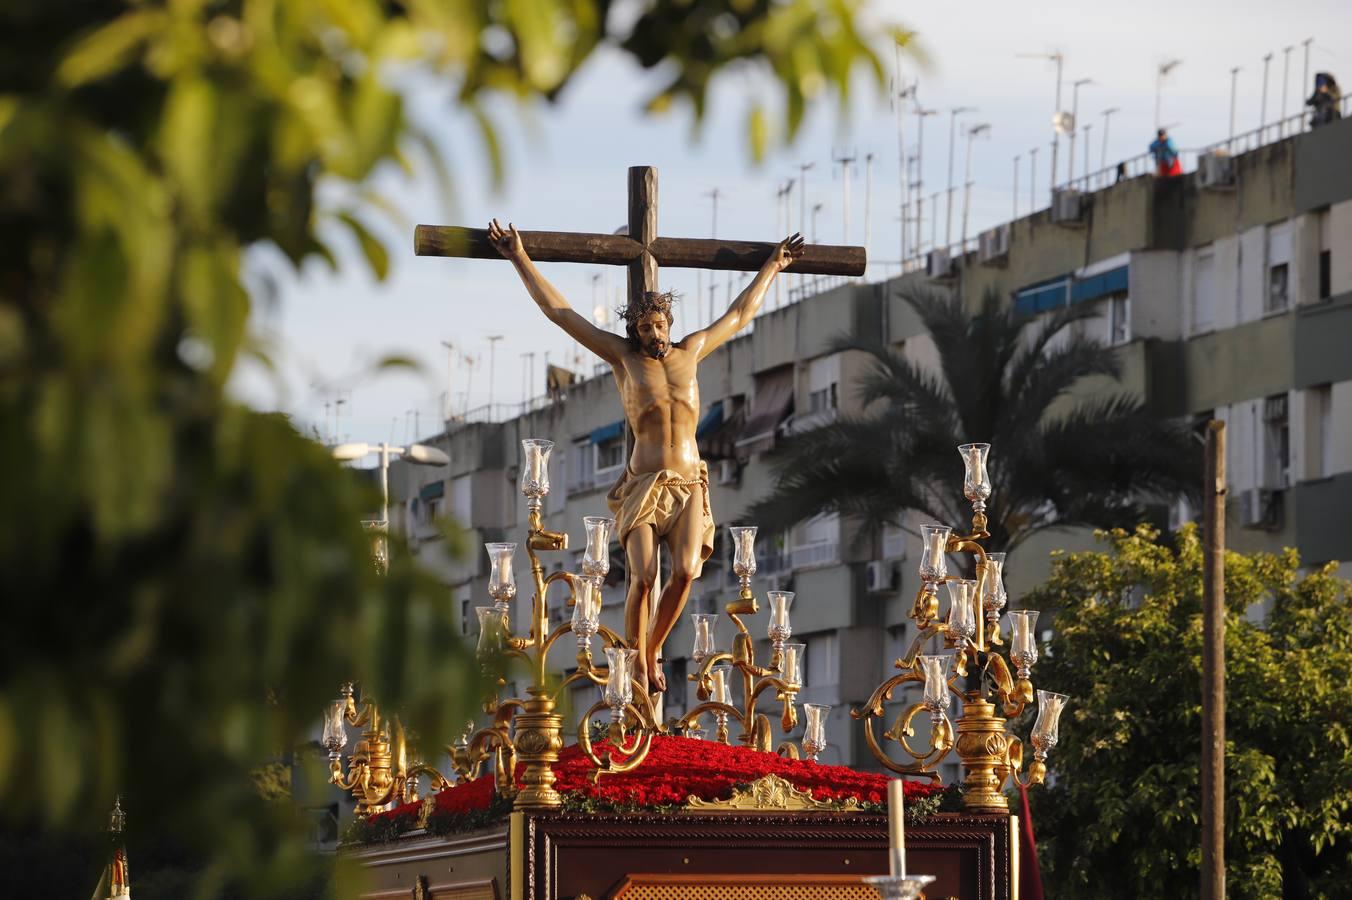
[233,0,1350,449]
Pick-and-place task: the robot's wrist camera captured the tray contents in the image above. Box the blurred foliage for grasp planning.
[1028,525,1352,899]
[0,0,900,895]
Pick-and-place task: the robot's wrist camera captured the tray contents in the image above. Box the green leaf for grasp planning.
[747,104,768,164]
[338,211,391,280]
[57,10,165,87]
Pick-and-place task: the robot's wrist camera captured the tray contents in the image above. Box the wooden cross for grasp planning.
[414,165,865,303]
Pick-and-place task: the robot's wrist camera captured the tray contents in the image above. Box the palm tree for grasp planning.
[745,286,1202,551]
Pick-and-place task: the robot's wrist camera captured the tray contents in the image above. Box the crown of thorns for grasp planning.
[617,290,678,323]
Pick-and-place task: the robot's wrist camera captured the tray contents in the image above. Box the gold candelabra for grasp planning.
[852,443,1069,813]
[675,526,826,760]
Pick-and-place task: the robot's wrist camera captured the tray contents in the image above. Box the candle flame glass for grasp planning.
[803,703,830,761]
[958,442,992,505]
[571,575,601,643]
[1031,690,1069,758]
[1008,609,1040,677]
[581,516,614,578]
[520,438,553,500]
[321,700,348,755]
[919,654,952,713]
[982,552,1007,614]
[485,542,517,606]
[709,665,733,706]
[475,606,508,660]
[918,524,951,582]
[691,613,718,663]
[603,647,637,711]
[862,875,938,900]
[782,642,805,687]
[767,591,794,644]
[730,526,758,578]
[946,579,978,640]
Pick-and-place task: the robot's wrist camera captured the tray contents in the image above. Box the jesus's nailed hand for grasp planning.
[488,218,525,261]
[772,232,806,271]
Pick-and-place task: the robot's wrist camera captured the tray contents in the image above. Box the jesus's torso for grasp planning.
[613,343,701,478]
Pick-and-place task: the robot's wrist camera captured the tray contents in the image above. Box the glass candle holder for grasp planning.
[684,721,707,741]
[475,606,508,660]
[919,654,952,713]
[782,642,805,687]
[603,647,637,712]
[520,438,553,506]
[767,591,794,646]
[730,526,758,579]
[946,579,977,641]
[321,700,348,757]
[581,516,614,578]
[958,442,992,507]
[1031,690,1069,759]
[982,552,1007,615]
[691,613,718,663]
[918,524,951,583]
[862,875,938,900]
[571,575,601,650]
[485,542,517,609]
[803,703,830,762]
[709,664,733,706]
[1007,609,1040,678]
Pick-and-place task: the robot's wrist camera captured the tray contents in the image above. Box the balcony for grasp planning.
[792,540,840,571]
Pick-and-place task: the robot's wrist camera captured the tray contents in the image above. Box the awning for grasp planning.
[735,368,795,456]
[695,401,725,440]
[590,420,625,444]
[419,480,445,500]
[1070,265,1129,304]
[699,403,745,461]
[1014,278,1070,316]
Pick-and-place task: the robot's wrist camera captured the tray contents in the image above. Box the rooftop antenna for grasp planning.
[960,123,992,254]
[912,106,939,253]
[1068,78,1093,184]
[1280,45,1294,133]
[1017,50,1064,199]
[1260,52,1274,137]
[1100,107,1120,170]
[1156,58,1183,131]
[704,187,721,324]
[945,106,975,246]
[832,148,857,244]
[1300,39,1314,133]
[440,340,455,422]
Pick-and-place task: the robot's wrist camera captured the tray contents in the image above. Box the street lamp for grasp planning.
[332,440,451,571]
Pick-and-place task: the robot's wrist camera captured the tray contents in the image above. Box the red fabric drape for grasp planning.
[1018,782,1045,900]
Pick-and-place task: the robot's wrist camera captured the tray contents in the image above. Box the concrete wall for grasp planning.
[1294,115,1352,212]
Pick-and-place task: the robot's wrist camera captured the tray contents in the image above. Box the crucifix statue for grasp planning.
[415,166,865,694]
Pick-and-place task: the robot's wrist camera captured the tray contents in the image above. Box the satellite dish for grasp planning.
[1052,111,1075,134]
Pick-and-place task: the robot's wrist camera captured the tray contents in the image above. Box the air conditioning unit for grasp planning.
[1051,188,1084,225]
[926,248,953,279]
[865,560,898,594]
[978,224,1010,264]
[1196,152,1235,189]
[716,458,740,486]
[1237,488,1283,530]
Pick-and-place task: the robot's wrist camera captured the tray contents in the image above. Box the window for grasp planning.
[595,436,625,473]
[568,438,595,494]
[1109,294,1131,345]
[1319,208,1332,301]
[1262,394,1290,489]
[806,355,841,415]
[1265,222,1292,313]
[1192,248,1217,334]
[1267,263,1290,312]
[1306,385,1332,479]
[808,382,838,414]
[791,514,840,569]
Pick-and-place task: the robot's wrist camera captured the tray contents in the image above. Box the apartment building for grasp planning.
[389,114,1352,774]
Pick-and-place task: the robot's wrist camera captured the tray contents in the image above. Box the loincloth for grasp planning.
[606,461,715,563]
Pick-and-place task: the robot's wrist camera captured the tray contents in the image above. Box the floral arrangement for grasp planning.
[346,735,950,845]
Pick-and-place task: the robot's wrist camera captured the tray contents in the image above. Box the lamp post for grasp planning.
[331,440,451,572]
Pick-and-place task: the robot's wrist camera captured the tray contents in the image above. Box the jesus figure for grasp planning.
[488,219,804,693]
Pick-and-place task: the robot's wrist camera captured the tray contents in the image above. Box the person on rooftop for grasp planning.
[1149,128,1182,177]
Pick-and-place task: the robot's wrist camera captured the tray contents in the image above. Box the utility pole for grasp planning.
[945,106,973,246]
[440,340,455,422]
[1101,107,1119,170]
[1280,45,1294,134]
[833,149,857,244]
[1260,52,1274,138]
[1301,38,1314,132]
[961,123,991,255]
[1201,420,1227,900]
[1068,78,1093,183]
[1228,68,1241,152]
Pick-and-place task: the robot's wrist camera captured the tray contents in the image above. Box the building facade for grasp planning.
[389,115,1352,775]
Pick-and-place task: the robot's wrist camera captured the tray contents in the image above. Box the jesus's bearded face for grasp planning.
[635,311,671,360]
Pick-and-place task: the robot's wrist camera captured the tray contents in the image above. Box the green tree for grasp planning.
[746,288,1201,549]
[0,1,902,896]
[1027,525,1352,899]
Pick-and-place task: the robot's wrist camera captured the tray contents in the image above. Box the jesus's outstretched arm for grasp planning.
[685,233,805,360]
[488,218,627,364]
